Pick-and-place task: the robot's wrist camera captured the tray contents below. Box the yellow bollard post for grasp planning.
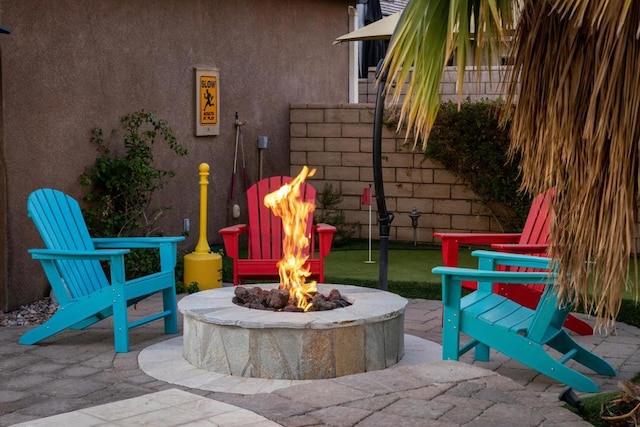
[183,163,222,290]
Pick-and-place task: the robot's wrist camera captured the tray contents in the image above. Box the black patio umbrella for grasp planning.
[373,59,392,291]
[360,0,388,78]
[335,4,397,291]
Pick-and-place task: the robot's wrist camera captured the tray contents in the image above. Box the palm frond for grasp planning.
[382,0,517,148]
[506,0,640,329]
[384,0,640,328]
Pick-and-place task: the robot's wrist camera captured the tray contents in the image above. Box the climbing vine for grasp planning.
[80,110,188,278]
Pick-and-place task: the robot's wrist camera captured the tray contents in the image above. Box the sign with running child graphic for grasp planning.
[195,68,220,136]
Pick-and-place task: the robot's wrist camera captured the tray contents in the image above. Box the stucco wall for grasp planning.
[0,0,354,309]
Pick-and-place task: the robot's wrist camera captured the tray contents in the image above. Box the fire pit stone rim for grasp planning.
[178,283,407,330]
[179,283,409,380]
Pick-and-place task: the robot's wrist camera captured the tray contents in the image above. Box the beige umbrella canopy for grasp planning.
[334,12,400,44]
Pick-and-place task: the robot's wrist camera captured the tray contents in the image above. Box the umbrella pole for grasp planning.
[373,60,393,291]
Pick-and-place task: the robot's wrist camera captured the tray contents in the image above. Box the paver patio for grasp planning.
[1,290,636,426]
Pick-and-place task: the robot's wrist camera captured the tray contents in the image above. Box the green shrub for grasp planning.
[80,110,188,279]
[81,110,187,237]
[427,99,528,231]
[176,280,201,294]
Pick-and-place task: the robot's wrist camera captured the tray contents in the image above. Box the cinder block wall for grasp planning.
[345,67,640,252]
[290,104,506,244]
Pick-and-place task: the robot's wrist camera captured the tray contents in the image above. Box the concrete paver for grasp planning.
[1,292,637,426]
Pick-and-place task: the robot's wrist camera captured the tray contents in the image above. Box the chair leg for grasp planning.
[233,263,239,286]
[548,330,616,376]
[527,345,601,392]
[162,286,178,334]
[19,305,95,345]
[442,314,462,360]
[481,334,603,393]
[70,308,112,330]
[318,260,324,283]
[441,279,463,361]
[474,343,490,362]
[112,298,129,353]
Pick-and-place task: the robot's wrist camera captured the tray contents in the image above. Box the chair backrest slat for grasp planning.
[512,189,554,279]
[28,189,109,298]
[526,284,571,342]
[247,177,315,260]
[519,189,554,246]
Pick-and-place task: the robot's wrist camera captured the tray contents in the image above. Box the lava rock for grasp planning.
[328,288,342,301]
[312,293,337,311]
[233,286,351,312]
[268,289,290,310]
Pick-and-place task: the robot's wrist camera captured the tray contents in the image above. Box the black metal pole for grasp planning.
[373,60,393,291]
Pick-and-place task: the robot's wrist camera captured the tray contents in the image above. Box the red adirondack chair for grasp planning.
[219,176,336,286]
[434,189,593,335]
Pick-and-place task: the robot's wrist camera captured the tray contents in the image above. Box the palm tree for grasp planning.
[383,0,640,329]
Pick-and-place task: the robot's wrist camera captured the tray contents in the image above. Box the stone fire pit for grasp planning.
[178,283,407,380]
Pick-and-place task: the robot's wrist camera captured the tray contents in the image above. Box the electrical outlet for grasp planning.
[183,218,190,233]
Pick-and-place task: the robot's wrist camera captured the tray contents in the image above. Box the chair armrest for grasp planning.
[433,266,554,305]
[93,236,184,271]
[30,248,131,294]
[219,224,248,260]
[490,243,548,255]
[29,248,130,260]
[219,224,247,236]
[434,232,522,245]
[92,236,184,249]
[433,266,554,284]
[434,232,522,267]
[316,223,336,233]
[472,250,552,270]
[315,223,336,258]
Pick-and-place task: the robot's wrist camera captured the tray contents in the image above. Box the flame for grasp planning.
[263,166,317,311]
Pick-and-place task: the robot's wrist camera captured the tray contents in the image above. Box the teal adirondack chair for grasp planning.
[433,250,615,393]
[20,189,185,353]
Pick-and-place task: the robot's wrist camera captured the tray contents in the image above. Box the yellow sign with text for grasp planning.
[199,76,218,125]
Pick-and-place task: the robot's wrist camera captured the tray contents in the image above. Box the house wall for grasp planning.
[359,65,512,103]
[0,0,355,309]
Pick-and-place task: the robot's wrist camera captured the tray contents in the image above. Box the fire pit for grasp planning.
[179,167,406,380]
[178,283,407,380]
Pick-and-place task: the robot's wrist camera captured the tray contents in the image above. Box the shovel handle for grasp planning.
[230,173,236,201]
[242,167,249,192]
